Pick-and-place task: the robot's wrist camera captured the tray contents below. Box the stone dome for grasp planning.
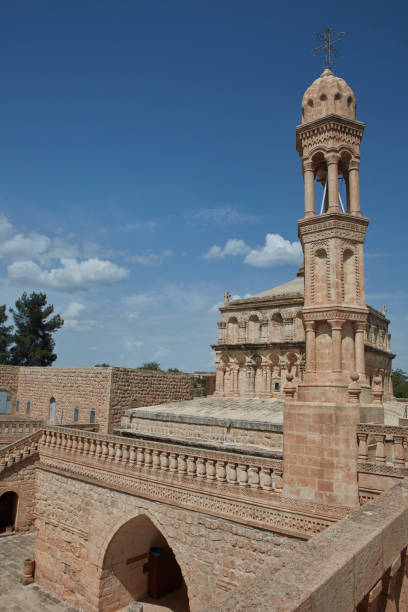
[301,68,356,124]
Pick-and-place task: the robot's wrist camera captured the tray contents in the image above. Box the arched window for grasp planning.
[26,401,31,415]
[271,313,283,341]
[0,391,11,414]
[49,398,56,422]
[247,316,259,343]
[15,399,20,413]
[226,317,238,343]
[73,406,79,423]
[90,407,96,424]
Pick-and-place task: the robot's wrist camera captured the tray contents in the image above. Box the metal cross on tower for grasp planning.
[311,27,346,70]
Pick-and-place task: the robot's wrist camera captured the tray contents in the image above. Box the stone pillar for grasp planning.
[231,364,240,397]
[215,366,225,396]
[348,159,361,216]
[304,321,316,372]
[303,160,315,218]
[326,153,339,213]
[329,319,343,372]
[279,357,286,392]
[246,366,256,397]
[354,322,366,382]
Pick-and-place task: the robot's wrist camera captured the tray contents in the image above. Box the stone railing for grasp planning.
[57,423,100,432]
[0,420,43,439]
[0,430,42,473]
[357,423,408,471]
[39,426,283,492]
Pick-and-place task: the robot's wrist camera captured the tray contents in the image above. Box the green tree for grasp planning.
[139,361,161,371]
[0,305,13,364]
[167,367,182,373]
[10,292,64,366]
[95,363,110,367]
[392,369,408,398]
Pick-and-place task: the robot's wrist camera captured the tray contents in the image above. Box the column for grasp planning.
[354,322,366,382]
[329,319,343,372]
[303,160,315,218]
[231,364,240,397]
[246,366,256,396]
[348,159,361,216]
[304,321,316,372]
[215,366,225,396]
[326,153,339,213]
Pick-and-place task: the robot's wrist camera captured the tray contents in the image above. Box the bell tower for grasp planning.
[296,67,368,403]
[283,63,367,510]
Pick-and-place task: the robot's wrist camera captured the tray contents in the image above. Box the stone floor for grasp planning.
[0,532,78,611]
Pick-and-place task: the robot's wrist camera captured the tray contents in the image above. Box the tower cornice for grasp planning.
[298,213,369,244]
[296,114,365,159]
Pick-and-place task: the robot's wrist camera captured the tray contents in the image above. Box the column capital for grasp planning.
[325,152,340,165]
[304,320,315,332]
[328,319,344,331]
[303,160,314,173]
[349,158,360,171]
[354,321,366,333]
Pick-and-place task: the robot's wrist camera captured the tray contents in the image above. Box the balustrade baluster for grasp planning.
[160,451,169,471]
[375,434,386,464]
[40,430,47,446]
[357,433,369,462]
[145,448,153,469]
[187,456,197,476]
[249,466,260,489]
[96,440,103,458]
[89,439,96,457]
[122,444,130,465]
[274,468,283,491]
[227,462,237,484]
[152,450,160,470]
[45,431,52,447]
[72,436,78,453]
[216,461,226,482]
[394,435,405,467]
[136,447,145,467]
[129,446,137,464]
[67,435,73,451]
[82,438,90,455]
[169,453,178,472]
[114,443,122,462]
[260,467,272,491]
[196,458,206,478]
[100,440,108,459]
[238,465,249,486]
[77,437,84,455]
[0,457,5,472]
[106,442,114,461]
[206,459,216,480]
[22,445,29,459]
[177,454,187,474]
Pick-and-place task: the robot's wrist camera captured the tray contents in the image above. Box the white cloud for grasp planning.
[0,214,13,237]
[0,232,50,260]
[119,220,158,231]
[244,234,302,267]
[203,239,250,259]
[188,206,259,226]
[8,258,129,291]
[130,249,173,266]
[63,301,86,318]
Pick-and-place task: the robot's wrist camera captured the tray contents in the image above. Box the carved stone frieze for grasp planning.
[39,454,334,537]
[303,310,367,322]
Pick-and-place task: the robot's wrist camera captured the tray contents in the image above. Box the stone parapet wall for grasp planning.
[214,478,408,611]
[109,369,194,430]
[122,413,283,450]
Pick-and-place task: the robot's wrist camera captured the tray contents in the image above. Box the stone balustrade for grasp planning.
[39,426,283,493]
[357,423,408,470]
[0,430,42,473]
[0,420,43,438]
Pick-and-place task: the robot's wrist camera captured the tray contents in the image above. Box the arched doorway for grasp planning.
[99,514,189,612]
[0,491,18,533]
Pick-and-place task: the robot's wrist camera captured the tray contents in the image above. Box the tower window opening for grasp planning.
[73,406,79,423]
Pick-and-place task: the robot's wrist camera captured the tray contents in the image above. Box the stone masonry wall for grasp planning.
[0,458,37,532]
[15,367,112,432]
[0,366,20,413]
[109,369,194,431]
[126,417,283,450]
[34,469,302,612]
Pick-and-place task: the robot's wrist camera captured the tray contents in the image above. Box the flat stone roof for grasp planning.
[124,397,284,430]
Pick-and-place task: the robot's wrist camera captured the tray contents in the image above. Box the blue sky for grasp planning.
[0,0,406,371]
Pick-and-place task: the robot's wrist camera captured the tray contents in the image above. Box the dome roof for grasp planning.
[301,68,356,124]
